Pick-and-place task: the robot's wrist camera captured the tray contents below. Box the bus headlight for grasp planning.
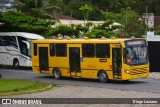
[124,69,130,74]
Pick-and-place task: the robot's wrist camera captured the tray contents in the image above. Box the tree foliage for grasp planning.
[15,0,61,18]
[2,0,160,38]
[48,25,76,37]
[106,10,146,37]
[86,20,123,38]
[0,11,55,35]
[79,4,92,20]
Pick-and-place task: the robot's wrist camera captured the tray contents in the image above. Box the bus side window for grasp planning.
[5,36,17,48]
[0,36,4,46]
[50,44,55,56]
[82,44,95,57]
[56,44,67,57]
[96,44,110,58]
[34,44,37,56]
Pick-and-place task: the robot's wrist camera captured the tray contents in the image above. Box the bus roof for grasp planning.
[0,32,45,39]
[32,38,140,44]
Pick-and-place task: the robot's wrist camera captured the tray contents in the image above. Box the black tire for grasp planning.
[98,71,108,83]
[13,59,19,69]
[53,68,61,79]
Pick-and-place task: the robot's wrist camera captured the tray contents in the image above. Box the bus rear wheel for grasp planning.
[13,59,19,69]
[53,68,61,79]
[98,71,108,83]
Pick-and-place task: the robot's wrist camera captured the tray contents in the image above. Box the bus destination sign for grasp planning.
[125,40,146,46]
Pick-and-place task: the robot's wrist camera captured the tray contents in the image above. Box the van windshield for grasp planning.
[124,46,148,65]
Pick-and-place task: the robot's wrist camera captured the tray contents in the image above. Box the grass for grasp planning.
[0,78,53,96]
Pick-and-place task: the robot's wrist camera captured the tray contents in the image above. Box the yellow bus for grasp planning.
[32,37,149,82]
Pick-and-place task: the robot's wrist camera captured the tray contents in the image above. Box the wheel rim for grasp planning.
[54,69,59,78]
[15,62,19,67]
[100,73,106,80]
[100,73,107,82]
[14,60,19,68]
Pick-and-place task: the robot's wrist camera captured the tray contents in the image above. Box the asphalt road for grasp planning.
[0,67,160,93]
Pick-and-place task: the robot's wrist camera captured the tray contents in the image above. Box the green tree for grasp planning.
[64,0,104,20]
[15,0,61,18]
[79,5,92,21]
[64,0,89,20]
[48,25,76,37]
[131,0,160,16]
[85,20,123,38]
[105,10,145,37]
[0,11,55,36]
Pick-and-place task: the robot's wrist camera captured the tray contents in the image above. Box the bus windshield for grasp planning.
[21,41,31,57]
[21,39,35,58]
[27,39,34,58]
[124,46,148,65]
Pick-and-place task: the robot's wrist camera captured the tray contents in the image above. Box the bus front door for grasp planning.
[39,47,49,73]
[69,47,81,77]
[112,48,122,79]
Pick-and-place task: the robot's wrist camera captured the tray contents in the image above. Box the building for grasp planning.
[142,13,154,28]
[0,0,16,12]
[146,31,160,72]
[154,16,160,27]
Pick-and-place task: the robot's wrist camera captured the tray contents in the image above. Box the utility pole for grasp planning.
[70,10,72,25]
[126,8,127,38]
[145,6,148,36]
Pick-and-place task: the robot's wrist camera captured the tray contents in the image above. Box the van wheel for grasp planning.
[13,59,19,69]
[98,71,108,83]
[53,68,61,79]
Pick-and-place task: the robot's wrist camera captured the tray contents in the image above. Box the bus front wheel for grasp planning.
[13,59,19,69]
[98,71,108,83]
[53,68,61,79]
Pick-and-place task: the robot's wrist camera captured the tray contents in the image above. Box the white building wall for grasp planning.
[143,13,154,28]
